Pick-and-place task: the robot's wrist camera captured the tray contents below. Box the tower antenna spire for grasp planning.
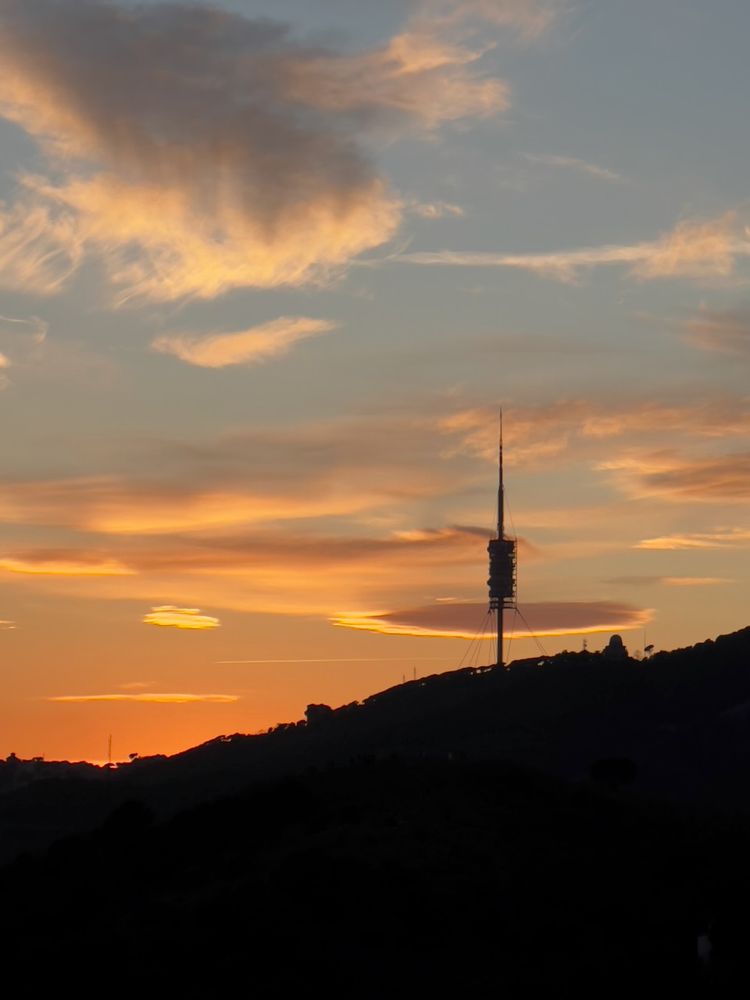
[498,409,504,539]
[487,407,517,668]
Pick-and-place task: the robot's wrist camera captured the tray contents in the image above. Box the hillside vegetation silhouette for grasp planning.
[4,627,750,989]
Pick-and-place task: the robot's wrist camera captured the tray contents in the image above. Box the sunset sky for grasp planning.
[2,0,750,762]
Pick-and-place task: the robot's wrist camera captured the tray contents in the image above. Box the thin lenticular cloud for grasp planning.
[400,213,750,283]
[332,601,652,640]
[143,606,221,630]
[152,317,336,369]
[0,0,523,302]
[49,693,237,704]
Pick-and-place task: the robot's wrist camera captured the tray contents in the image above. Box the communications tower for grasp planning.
[487,412,517,667]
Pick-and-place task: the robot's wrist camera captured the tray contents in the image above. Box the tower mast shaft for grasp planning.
[497,413,503,667]
[487,408,516,669]
[498,411,504,539]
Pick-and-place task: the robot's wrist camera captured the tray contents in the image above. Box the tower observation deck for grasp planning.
[487,413,517,667]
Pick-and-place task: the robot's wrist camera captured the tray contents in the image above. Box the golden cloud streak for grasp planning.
[152,316,337,368]
[637,529,750,550]
[401,213,750,283]
[143,606,221,630]
[441,397,750,469]
[0,477,384,534]
[0,556,134,576]
[48,693,237,704]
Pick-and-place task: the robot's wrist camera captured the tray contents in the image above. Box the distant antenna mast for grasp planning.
[487,410,517,667]
[108,733,112,765]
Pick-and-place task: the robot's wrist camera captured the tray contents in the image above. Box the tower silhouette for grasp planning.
[487,412,517,667]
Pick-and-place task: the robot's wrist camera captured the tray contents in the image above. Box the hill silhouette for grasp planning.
[5,626,750,860]
[4,628,750,989]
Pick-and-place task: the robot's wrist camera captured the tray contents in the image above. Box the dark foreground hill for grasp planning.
[4,628,750,990]
[5,626,750,860]
[2,757,748,994]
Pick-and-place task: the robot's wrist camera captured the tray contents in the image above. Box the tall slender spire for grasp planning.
[497,409,504,540]
[487,407,517,669]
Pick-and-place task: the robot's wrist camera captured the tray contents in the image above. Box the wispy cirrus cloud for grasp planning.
[440,397,750,468]
[0,476,386,534]
[49,692,236,704]
[0,313,48,385]
[143,606,221,630]
[685,305,750,356]
[333,600,651,640]
[0,620,15,630]
[0,552,133,576]
[0,527,496,617]
[601,451,750,502]
[604,575,732,587]
[0,0,533,303]
[152,317,336,369]
[0,413,473,535]
[419,0,563,39]
[400,213,750,283]
[408,200,465,219]
[636,528,750,550]
[523,153,624,183]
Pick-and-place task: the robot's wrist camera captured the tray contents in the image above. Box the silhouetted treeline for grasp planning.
[6,626,750,864]
[2,757,747,993]
[5,628,750,988]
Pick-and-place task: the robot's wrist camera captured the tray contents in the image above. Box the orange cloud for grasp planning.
[440,398,750,468]
[143,606,221,630]
[0,413,468,535]
[401,212,750,283]
[0,553,134,576]
[605,574,732,587]
[152,317,336,368]
[332,601,652,640]
[0,0,524,302]
[0,477,387,534]
[685,306,750,356]
[281,26,508,131]
[601,451,750,502]
[636,529,750,550]
[0,526,496,619]
[48,693,237,704]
